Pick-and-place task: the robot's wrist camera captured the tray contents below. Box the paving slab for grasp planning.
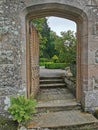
[27,111,98,129]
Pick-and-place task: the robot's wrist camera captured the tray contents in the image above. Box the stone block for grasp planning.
[84,90,98,112]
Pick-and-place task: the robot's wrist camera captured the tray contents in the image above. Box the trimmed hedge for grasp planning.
[45,63,67,69]
[40,62,46,66]
[40,62,53,66]
[40,58,51,62]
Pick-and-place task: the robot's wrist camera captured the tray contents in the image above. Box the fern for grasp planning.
[8,96,37,124]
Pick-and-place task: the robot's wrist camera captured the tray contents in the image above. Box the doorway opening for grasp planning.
[29,16,77,104]
[26,3,88,105]
[31,16,77,97]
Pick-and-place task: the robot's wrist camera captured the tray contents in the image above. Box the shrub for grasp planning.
[39,62,46,66]
[52,55,59,63]
[8,96,37,124]
[40,62,53,66]
[45,63,66,69]
[40,58,49,62]
[45,62,54,65]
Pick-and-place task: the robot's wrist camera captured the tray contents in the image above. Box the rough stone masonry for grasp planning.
[0,0,98,117]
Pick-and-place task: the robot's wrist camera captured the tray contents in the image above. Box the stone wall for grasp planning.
[64,77,76,97]
[0,0,26,116]
[0,0,98,116]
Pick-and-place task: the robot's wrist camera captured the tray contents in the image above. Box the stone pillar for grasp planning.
[82,7,98,112]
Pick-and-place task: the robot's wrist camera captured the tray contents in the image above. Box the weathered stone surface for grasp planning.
[27,110,98,129]
[84,90,98,112]
[0,0,26,115]
[0,65,22,88]
[0,0,98,116]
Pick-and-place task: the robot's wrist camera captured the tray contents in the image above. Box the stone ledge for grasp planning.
[27,110,98,129]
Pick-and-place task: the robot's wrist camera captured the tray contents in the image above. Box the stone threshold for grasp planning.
[27,110,98,129]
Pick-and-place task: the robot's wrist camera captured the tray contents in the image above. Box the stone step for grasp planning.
[36,99,81,112]
[40,76,63,80]
[40,83,66,88]
[37,88,76,104]
[27,110,98,129]
[40,79,64,84]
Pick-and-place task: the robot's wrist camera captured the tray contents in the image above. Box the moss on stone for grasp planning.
[0,115,18,130]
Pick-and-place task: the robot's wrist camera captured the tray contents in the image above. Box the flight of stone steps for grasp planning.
[40,76,66,88]
[27,76,98,130]
[36,76,81,113]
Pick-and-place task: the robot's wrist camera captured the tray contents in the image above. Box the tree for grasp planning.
[32,18,51,58]
[55,30,77,65]
[49,31,60,58]
[32,18,76,68]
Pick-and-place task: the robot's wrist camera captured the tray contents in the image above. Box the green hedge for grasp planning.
[40,58,51,62]
[45,63,67,69]
[40,62,46,66]
[40,62,53,66]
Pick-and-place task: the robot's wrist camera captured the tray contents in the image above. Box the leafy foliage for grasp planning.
[52,55,59,63]
[8,96,37,124]
[55,30,77,65]
[45,63,67,69]
[32,17,77,74]
[40,61,53,66]
[40,58,50,62]
[32,18,50,58]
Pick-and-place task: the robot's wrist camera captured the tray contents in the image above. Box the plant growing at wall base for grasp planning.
[8,96,37,126]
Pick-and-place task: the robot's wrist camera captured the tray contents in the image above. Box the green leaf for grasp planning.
[8,95,37,123]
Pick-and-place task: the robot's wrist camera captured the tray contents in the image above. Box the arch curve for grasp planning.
[24,3,88,24]
[22,1,89,106]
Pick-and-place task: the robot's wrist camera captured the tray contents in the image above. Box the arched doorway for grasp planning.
[24,3,88,106]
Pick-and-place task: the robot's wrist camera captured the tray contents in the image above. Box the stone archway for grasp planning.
[25,3,88,104]
[1,0,98,115]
